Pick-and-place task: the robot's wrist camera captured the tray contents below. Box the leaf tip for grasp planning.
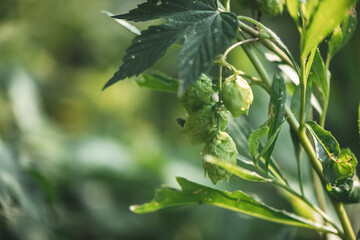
[129,205,137,212]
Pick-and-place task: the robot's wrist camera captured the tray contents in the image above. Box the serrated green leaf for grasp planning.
[130,177,338,234]
[105,0,239,93]
[264,73,286,169]
[136,72,179,93]
[204,155,272,182]
[301,0,357,58]
[248,126,269,161]
[104,23,184,89]
[309,49,327,99]
[113,0,217,22]
[305,121,340,164]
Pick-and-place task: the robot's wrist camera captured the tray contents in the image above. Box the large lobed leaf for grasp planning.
[130,177,338,234]
[104,0,239,94]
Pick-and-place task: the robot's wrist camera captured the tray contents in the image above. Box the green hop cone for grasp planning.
[256,0,284,16]
[180,74,214,113]
[201,131,238,184]
[235,0,284,16]
[182,104,228,145]
[222,74,254,118]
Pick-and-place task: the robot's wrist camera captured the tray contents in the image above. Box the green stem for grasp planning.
[217,62,223,132]
[300,57,307,127]
[320,57,331,127]
[297,150,305,196]
[332,202,356,240]
[239,33,355,239]
[239,21,294,68]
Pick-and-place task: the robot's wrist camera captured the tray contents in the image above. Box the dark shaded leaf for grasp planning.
[305,122,360,202]
[104,0,239,93]
[305,121,340,164]
[130,177,338,234]
[113,0,217,22]
[264,73,286,169]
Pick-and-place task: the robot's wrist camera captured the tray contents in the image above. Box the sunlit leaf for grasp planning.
[301,0,357,58]
[286,0,299,26]
[300,0,319,22]
[130,177,338,234]
[328,9,357,59]
[309,49,327,99]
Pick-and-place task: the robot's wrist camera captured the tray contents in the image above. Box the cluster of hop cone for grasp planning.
[179,73,254,184]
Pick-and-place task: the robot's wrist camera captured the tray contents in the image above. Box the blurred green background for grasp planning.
[0,1,359,239]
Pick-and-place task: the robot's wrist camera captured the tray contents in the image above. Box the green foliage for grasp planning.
[301,0,357,58]
[256,0,285,16]
[309,49,328,100]
[136,72,179,93]
[130,177,338,234]
[264,73,286,169]
[328,10,358,60]
[203,155,272,182]
[104,0,239,94]
[305,122,360,202]
[249,125,269,161]
[236,0,284,16]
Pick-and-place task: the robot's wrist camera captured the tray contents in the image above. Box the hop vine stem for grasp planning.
[238,32,356,240]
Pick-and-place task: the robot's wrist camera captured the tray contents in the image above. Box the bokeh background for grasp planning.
[0,1,359,239]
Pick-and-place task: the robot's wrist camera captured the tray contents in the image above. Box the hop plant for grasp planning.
[201,131,238,184]
[180,74,214,113]
[236,0,284,16]
[222,74,254,118]
[182,104,228,145]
